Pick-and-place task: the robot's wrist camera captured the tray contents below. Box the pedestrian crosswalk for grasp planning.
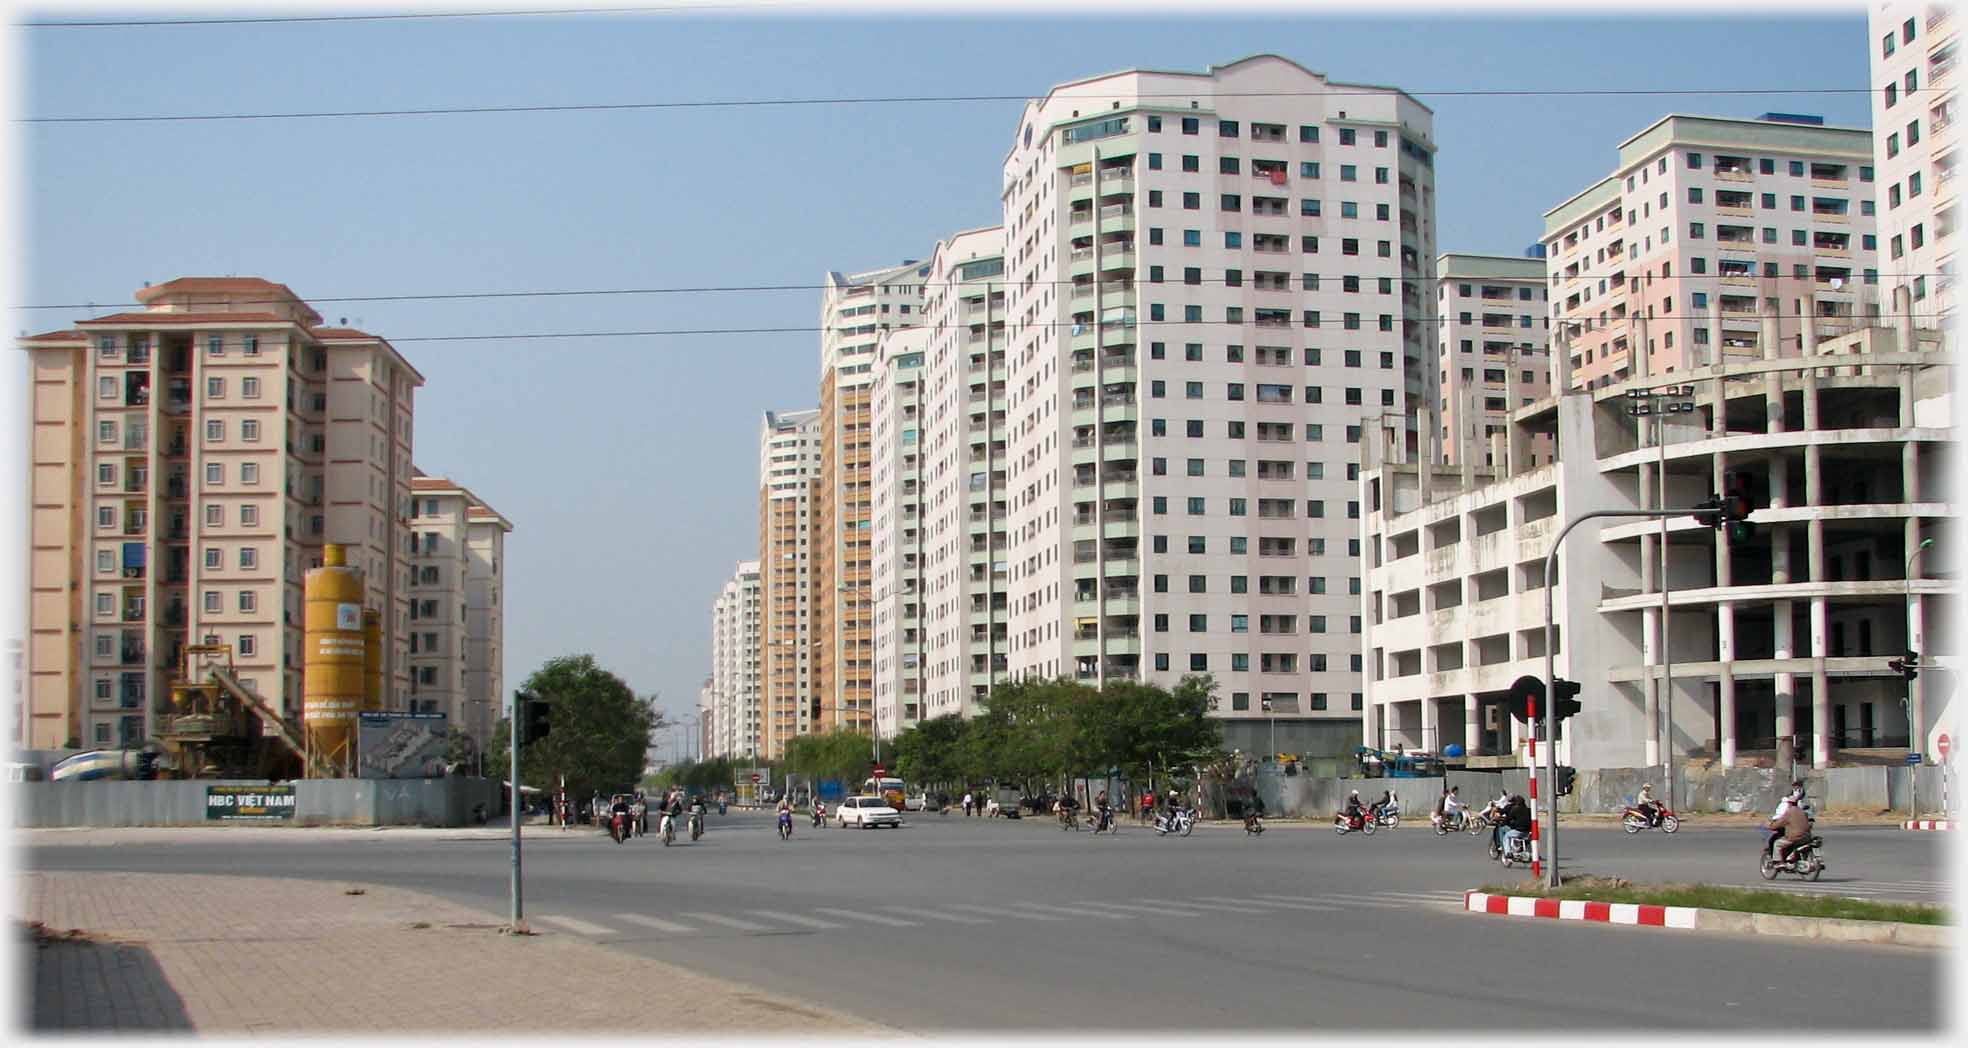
[532,889,1470,941]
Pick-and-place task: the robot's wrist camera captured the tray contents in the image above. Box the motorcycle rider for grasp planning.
[688,793,707,837]
[1243,792,1266,833]
[1635,783,1663,827]
[1766,793,1812,863]
[1499,794,1532,859]
[609,794,632,841]
[1094,789,1112,832]
[1343,789,1365,830]
[1434,786,1464,830]
[1768,781,1810,856]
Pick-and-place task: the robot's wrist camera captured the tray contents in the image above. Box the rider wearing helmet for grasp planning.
[1344,789,1364,829]
[1636,783,1661,827]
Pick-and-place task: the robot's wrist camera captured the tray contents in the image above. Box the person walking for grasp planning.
[962,791,974,817]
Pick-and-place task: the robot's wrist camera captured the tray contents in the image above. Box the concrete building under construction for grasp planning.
[1359,289,1956,773]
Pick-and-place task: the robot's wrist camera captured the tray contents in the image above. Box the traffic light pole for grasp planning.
[509,692,526,934]
[1542,508,1693,890]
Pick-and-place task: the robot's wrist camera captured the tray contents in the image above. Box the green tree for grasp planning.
[490,654,663,803]
[892,714,967,791]
[782,730,873,787]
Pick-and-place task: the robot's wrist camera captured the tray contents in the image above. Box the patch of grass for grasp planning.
[1479,875,1951,926]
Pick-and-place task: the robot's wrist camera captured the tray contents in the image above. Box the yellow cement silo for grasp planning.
[362,609,383,711]
[304,544,367,776]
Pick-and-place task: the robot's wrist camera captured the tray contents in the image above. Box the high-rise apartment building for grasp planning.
[1434,253,1553,469]
[22,277,421,750]
[1543,114,1878,391]
[813,263,928,739]
[710,559,761,761]
[920,227,1009,720]
[996,54,1438,756]
[406,473,510,748]
[869,328,927,740]
[757,408,818,759]
[1869,3,1958,326]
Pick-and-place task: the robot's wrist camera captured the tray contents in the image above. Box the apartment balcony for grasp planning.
[1713,166,1754,183]
[122,605,145,622]
[122,430,147,450]
[121,646,146,666]
[122,520,147,536]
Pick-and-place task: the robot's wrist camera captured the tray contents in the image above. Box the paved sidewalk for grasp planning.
[16,871,890,1035]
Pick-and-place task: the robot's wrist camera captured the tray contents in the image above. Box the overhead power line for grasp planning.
[145,312,1935,345]
[18,272,1932,313]
[20,5,759,28]
[19,86,1881,125]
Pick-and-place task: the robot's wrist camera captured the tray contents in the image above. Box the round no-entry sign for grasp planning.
[750,773,761,783]
[1940,734,1952,762]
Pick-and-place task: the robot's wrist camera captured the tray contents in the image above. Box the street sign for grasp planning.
[1941,734,1953,762]
[750,773,761,783]
[872,764,886,777]
[1906,752,1924,765]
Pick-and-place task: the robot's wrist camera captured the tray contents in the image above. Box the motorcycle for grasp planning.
[1433,809,1470,836]
[1088,806,1115,834]
[1243,812,1265,836]
[1621,804,1681,834]
[609,811,628,845]
[1333,811,1376,836]
[718,799,728,816]
[1760,834,1825,881]
[689,809,704,842]
[1371,805,1401,829]
[660,812,676,847]
[777,810,793,840]
[1490,830,1534,867]
[1153,808,1196,837]
[811,805,825,828]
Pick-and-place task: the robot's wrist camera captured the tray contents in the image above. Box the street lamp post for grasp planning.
[1625,384,1695,802]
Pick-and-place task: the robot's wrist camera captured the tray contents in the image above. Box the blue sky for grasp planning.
[16,9,1873,728]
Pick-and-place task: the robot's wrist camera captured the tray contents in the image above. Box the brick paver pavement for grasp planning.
[15,871,889,1035]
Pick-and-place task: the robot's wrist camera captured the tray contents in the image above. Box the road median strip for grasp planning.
[1902,820,1957,831]
[1464,877,1953,948]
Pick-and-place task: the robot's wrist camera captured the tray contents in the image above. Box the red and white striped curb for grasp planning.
[1902,820,1957,831]
[1464,890,1697,929]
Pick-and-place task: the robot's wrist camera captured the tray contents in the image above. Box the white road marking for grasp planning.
[947,902,1058,921]
[1012,901,1129,920]
[1238,895,1345,912]
[811,907,921,928]
[618,913,697,934]
[679,912,773,932]
[887,906,991,925]
[533,914,615,936]
[747,909,846,930]
[1081,900,1204,918]
[1143,898,1260,913]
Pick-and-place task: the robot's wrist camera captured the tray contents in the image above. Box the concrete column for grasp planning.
[1420,402,1436,507]
[1421,696,1440,756]
[1464,694,1480,757]
[1895,284,1916,359]
[1643,604,1662,768]
[1771,452,1796,772]
[1553,321,1572,393]
[1801,370,1829,768]
[1508,707,1523,762]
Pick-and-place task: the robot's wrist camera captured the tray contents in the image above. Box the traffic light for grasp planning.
[1721,470,1757,546]
[1691,496,1724,530]
[1553,766,1577,797]
[1505,675,1545,722]
[1551,678,1583,722]
[519,691,551,745]
[1888,651,1919,681]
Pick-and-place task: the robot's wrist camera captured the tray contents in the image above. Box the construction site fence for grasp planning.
[6,776,505,828]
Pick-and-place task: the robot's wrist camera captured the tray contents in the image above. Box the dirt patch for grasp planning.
[22,921,118,949]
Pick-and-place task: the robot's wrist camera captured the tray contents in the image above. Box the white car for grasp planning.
[836,795,902,829]
[903,793,928,812]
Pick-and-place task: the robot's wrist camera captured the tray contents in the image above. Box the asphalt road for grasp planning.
[22,811,1954,1033]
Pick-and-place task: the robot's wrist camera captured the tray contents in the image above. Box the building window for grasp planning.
[242,377,260,399]
[241,419,260,442]
[240,462,259,485]
[206,462,224,485]
[206,419,225,442]
[204,591,221,613]
[241,504,259,526]
[239,547,257,570]
[207,336,224,356]
[238,634,256,657]
[238,591,256,613]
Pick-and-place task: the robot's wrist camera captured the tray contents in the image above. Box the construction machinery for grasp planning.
[152,643,305,779]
